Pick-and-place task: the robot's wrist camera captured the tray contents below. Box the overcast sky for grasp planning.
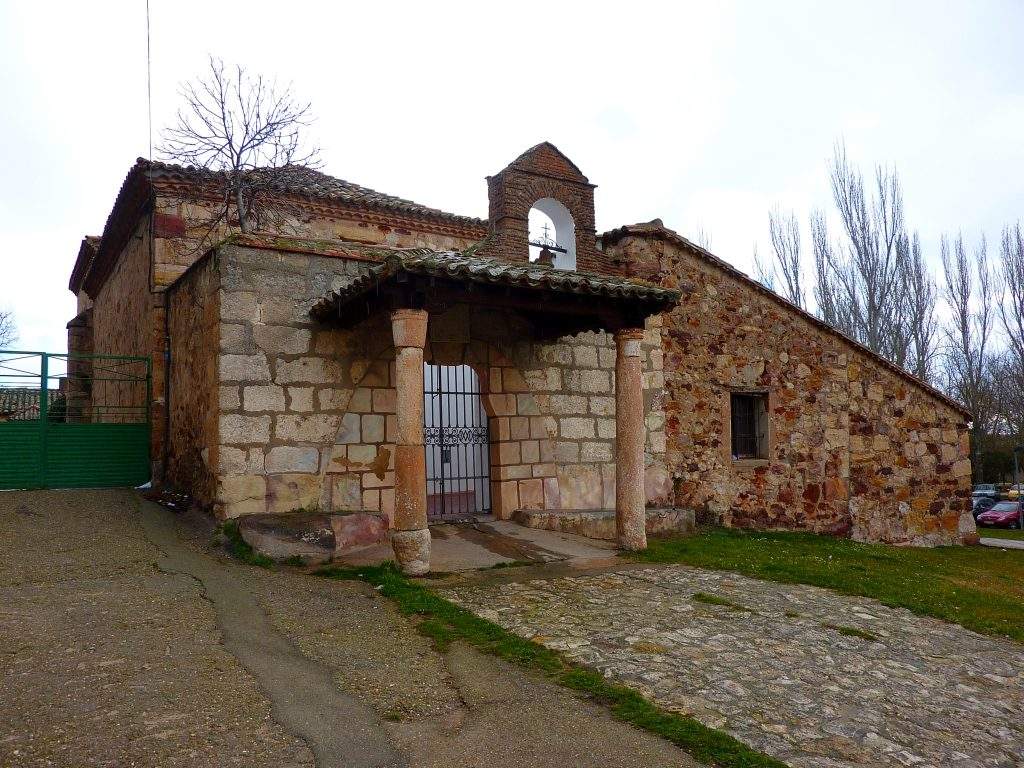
[2,1,1022,354]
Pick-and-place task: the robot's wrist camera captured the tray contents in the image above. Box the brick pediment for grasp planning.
[504,142,591,185]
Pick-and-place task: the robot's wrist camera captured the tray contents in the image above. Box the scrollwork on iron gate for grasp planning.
[423,426,489,446]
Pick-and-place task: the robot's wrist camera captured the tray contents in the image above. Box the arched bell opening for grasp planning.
[528,197,577,271]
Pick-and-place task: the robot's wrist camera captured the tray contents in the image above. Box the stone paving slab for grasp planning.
[444,565,1024,768]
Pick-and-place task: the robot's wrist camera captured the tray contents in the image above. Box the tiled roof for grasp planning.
[600,220,970,419]
[75,158,486,298]
[310,246,680,321]
[142,159,486,228]
[68,235,101,293]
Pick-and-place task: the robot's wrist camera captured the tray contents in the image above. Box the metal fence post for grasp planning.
[38,352,48,489]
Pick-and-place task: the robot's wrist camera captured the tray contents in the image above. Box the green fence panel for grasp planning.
[45,423,151,488]
[0,421,43,489]
[0,350,151,490]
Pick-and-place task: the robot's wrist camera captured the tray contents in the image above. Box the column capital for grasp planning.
[391,308,428,349]
[614,327,645,358]
[613,327,646,340]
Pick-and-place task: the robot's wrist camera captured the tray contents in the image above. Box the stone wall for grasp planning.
[166,256,220,503]
[151,193,484,290]
[90,217,157,436]
[603,231,973,545]
[211,243,664,520]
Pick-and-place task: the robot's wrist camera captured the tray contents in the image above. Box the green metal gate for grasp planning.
[0,351,151,489]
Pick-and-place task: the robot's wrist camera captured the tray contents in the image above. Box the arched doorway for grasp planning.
[423,363,491,520]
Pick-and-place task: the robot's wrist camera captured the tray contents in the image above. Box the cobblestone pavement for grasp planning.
[444,565,1024,768]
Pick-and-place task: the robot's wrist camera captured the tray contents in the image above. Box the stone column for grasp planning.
[615,328,647,551]
[390,308,431,575]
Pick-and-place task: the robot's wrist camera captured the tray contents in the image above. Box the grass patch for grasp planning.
[315,563,786,768]
[221,520,274,569]
[820,623,879,642]
[281,555,306,567]
[978,527,1024,541]
[629,528,1024,642]
[692,592,752,612]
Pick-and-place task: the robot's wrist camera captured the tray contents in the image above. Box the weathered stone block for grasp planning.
[254,325,311,355]
[217,474,267,518]
[581,441,612,462]
[287,387,314,412]
[220,414,271,445]
[266,473,320,513]
[362,414,385,443]
[334,412,361,444]
[275,357,342,385]
[275,414,338,443]
[372,388,396,413]
[560,417,596,439]
[243,385,286,412]
[220,354,270,383]
[266,446,319,473]
[219,386,241,410]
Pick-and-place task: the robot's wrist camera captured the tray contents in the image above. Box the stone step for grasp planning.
[238,511,388,564]
[511,507,695,541]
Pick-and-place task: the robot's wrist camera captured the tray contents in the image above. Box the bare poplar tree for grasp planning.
[158,56,320,244]
[762,208,806,309]
[0,309,16,348]
[753,244,775,291]
[904,232,938,381]
[999,222,1024,437]
[692,226,713,251]
[941,233,995,479]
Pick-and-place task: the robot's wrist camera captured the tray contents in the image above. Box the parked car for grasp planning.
[972,495,997,518]
[1007,484,1024,500]
[976,501,1023,529]
[973,483,999,499]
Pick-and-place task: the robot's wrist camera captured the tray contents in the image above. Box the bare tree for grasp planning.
[158,56,320,244]
[753,244,775,290]
[799,142,938,381]
[0,309,16,348]
[999,222,1024,436]
[941,233,996,479]
[761,208,806,309]
[691,226,713,251]
[904,232,938,381]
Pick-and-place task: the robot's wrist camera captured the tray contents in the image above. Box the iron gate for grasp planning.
[0,351,151,489]
[423,363,491,520]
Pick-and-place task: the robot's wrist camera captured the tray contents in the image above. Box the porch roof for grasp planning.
[310,247,681,335]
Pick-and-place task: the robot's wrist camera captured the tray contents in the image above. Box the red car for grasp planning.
[976,501,1023,529]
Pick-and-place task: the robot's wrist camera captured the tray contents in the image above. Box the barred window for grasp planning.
[730,392,769,460]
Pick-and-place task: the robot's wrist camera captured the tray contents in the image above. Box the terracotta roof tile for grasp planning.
[310,245,680,321]
[143,159,485,228]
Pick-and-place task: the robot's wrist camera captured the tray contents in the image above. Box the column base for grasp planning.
[617,513,648,551]
[391,528,431,576]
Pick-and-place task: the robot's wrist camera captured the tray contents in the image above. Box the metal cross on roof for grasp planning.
[529,221,567,253]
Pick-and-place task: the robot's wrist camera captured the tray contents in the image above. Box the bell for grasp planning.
[537,245,555,266]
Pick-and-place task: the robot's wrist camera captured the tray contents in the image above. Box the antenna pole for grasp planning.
[146,0,153,159]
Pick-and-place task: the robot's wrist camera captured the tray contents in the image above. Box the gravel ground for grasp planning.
[0,489,696,768]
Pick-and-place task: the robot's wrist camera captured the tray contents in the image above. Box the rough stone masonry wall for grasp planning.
[166,256,220,504]
[606,234,972,545]
[150,192,484,289]
[90,216,157,432]
[211,244,664,520]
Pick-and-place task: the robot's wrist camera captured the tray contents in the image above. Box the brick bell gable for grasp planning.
[484,143,618,274]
